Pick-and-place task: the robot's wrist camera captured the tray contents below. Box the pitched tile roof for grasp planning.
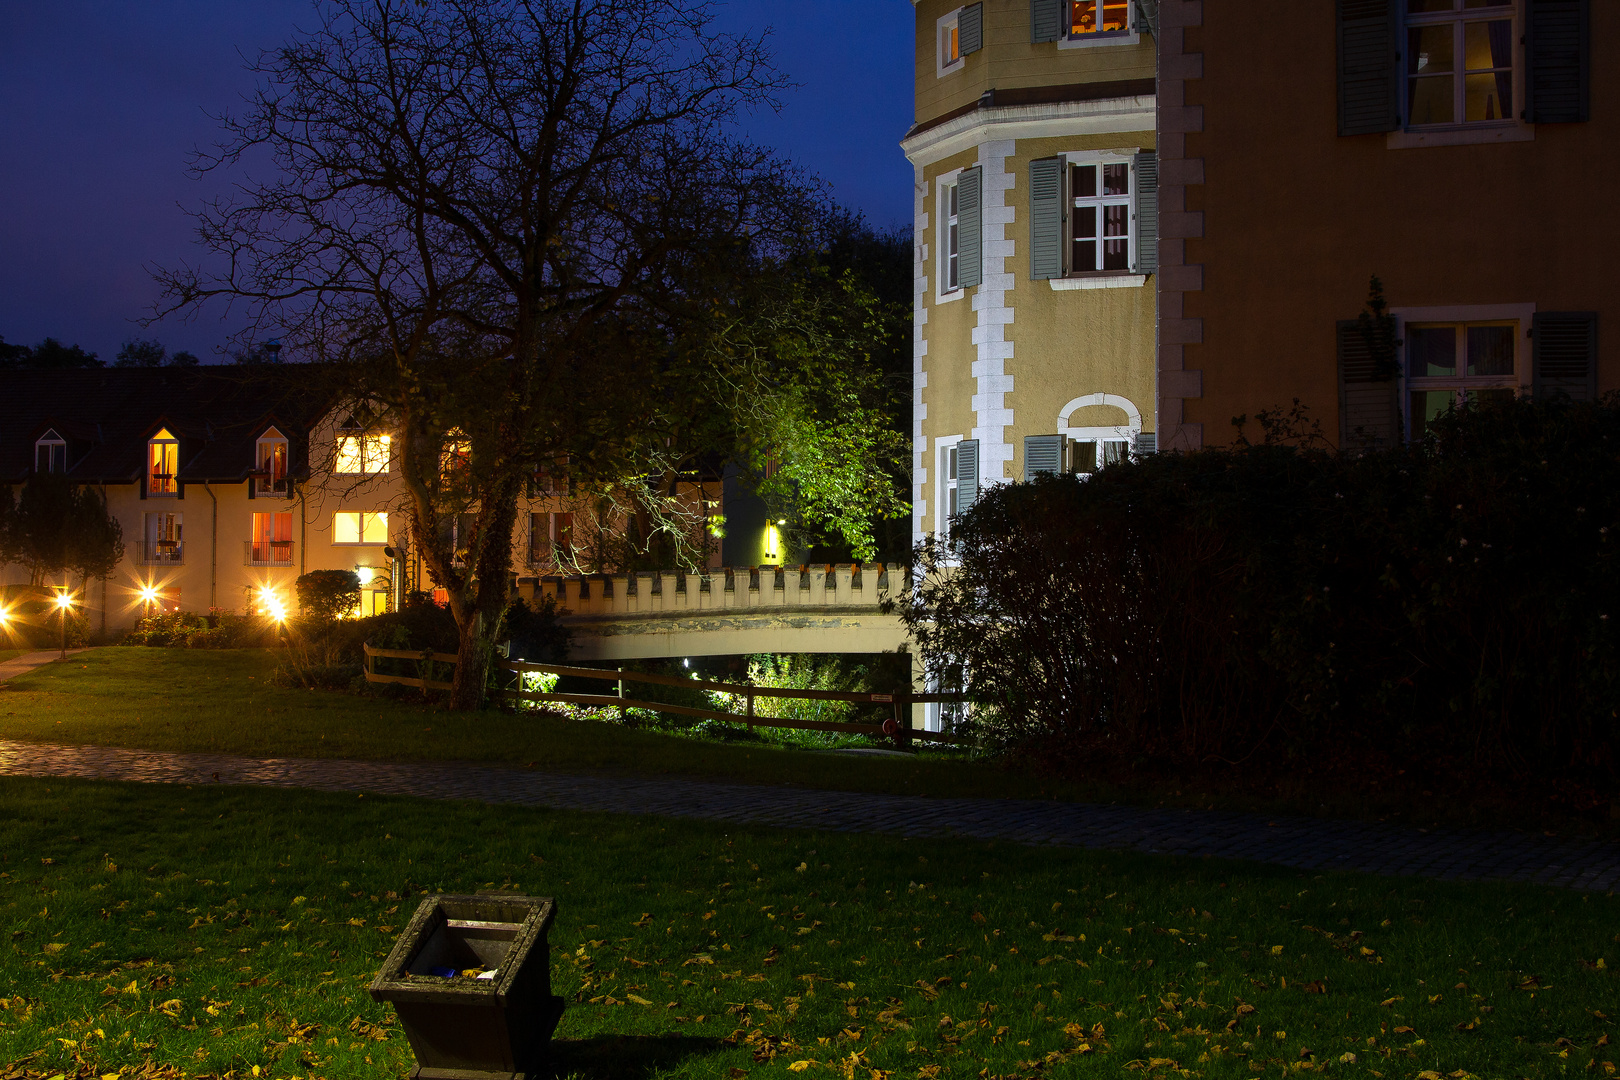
[0,366,332,486]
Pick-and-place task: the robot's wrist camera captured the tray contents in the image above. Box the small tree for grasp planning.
[295,570,361,624]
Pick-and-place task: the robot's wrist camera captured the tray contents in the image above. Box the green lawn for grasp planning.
[0,648,1066,802]
[0,776,1613,1080]
[0,649,27,664]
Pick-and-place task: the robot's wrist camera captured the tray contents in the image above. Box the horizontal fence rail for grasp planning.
[360,644,970,746]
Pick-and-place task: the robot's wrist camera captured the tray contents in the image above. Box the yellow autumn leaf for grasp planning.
[626,994,653,1006]
[1270,945,1284,955]
[788,1063,814,1073]
[1339,1052,1357,1064]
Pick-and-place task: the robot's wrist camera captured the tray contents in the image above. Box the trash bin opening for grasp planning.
[406,916,523,977]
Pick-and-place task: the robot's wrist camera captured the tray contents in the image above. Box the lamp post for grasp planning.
[55,590,72,660]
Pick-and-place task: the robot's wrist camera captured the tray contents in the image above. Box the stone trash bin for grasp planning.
[369,894,565,1080]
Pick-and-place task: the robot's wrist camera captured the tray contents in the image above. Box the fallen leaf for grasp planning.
[787,1063,813,1073]
[626,994,654,1006]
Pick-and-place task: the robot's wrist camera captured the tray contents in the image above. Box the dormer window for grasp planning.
[334,416,390,475]
[255,428,291,497]
[35,430,66,474]
[148,427,179,496]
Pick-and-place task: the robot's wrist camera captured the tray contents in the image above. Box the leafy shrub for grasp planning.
[124,611,207,647]
[903,396,1620,787]
[295,570,361,624]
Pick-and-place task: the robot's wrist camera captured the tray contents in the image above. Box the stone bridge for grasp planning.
[523,563,912,663]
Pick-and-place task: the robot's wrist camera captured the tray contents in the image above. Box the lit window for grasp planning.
[249,512,294,566]
[441,436,473,482]
[1406,321,1519,438]
[1070,439,1129,473]
[35,430,66,474]
[528,512,573,567]
[1405,0,1516,126]
[333,511,389,545]
[255,430,290,496]
[334,433,390,474]
[937,8,965,76]
[148,427,179,496]
[1068,0,1130,36]
[142,512,183,564]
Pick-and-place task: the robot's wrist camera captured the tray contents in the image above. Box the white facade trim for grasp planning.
[912,163,931,548]
[933,168,969,306]
[1049,274,1148,291]
[971,140,1017,492]
[902,97,1155,170]
[1058,393,1143,435]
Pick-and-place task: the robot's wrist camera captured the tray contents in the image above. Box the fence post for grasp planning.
[746,689,755,730]
[617,666,626,722]
[896,691,912,748]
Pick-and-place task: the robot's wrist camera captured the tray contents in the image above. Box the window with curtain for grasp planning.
[333,511,389,545]
[1068,0,1130,36]
[1405,0,1516,126]
[148,428,179,495]
[1406,321,1519,439]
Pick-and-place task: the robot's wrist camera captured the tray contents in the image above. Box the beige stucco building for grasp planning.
[905,0,1160,547]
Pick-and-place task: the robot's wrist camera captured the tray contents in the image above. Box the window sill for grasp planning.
[1057,31,1140,50]
[935,286,968,305]
[936,58,965,80]
[1387,122,1533,150]
[332,541,388,547]
[1049,274,1147,291]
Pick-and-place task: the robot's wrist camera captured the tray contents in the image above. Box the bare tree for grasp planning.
[157,0,793,707]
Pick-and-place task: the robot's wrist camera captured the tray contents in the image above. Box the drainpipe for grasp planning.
[203,481,218,610]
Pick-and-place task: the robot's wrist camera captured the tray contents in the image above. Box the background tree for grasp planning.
[5,474,123,589]
[295,569,362,624]
[0,337,101,369]
[157,0,800,707]
[115,338,199,367]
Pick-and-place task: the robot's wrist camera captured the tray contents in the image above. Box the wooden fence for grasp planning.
[361,644,969,746]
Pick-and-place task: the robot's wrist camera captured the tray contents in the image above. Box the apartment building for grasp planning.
[905,0,1162,546]
[1158,0,1606,451]
[0,367,688,632]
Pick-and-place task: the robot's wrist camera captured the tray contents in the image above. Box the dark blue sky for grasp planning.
[0,2,914,363]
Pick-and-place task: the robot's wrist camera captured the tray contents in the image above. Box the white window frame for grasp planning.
[936,8,966,78]
[147,428,179,497]
[1058,393,1143,472]
[1391,303,1533,441]
[255,429,291,497]
[1402,0,1521,131]
[34,430,65,474]
[332,510,390,546]
[1058,0,1141,48]
[935,435,963,540]
[1063,150,1137,278]
[934,171,967,304]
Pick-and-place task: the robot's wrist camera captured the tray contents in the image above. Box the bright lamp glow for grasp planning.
[139,586,159,604]
[259,586,287,622]
[355,566,375,585]
[55,593,72,610]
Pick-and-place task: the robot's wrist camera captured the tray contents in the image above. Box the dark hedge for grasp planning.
[902,397,1620,786]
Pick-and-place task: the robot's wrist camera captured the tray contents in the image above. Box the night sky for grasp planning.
[0,1,914,364]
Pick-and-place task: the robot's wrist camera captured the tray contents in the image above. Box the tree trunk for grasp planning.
[450,608,491,711]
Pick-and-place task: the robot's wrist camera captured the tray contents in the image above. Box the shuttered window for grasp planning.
[1029,158,1064,281]
[1403,320,1520,439]
[1338,320,1403,449]
[1337,0,1399,135]
[956,167,983,290]
[1023,435,1066,480]
[1526,0,1590,123]
[1532,312,1598,401]
[1028,153,1155,279]
[956,439,980,514]
[959,3,985,55]
[1031,0,1065,42]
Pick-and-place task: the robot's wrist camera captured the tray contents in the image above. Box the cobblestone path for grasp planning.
[0,737,1613,890]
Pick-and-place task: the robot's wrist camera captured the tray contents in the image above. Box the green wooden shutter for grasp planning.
[1133,149,1158,274]
[1134,0,1160,37]
[1024,435,1064,480]
[1133,432,1157,457]
[1031,0,1064,43]
[1336,0,1399,136]
[1533,312,1599,401]
[1029,157,1064,281]
[1527,0,1590,123]
[959,2,984,55]
[1337,320,1401,450]
[957,439,980,511]
[957,166,983,289]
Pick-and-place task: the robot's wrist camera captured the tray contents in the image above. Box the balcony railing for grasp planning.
[136,540,185,565]
[244,540,295,567]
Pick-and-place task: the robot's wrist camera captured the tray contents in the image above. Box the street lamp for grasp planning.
[55,590,72,660]
[138,584,159,620]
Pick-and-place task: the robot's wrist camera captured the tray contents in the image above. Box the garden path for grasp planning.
[0,649,91,682]
[0,737,1614,891]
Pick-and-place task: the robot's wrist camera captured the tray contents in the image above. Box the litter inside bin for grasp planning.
[406,916,523,980]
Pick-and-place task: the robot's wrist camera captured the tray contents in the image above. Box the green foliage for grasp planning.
[114,337,199,368]
[4,474,124,584]
[0,777,1614,1079]
[904,396,1620,789]
[295,570,362,624]
[125,611,262,649]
